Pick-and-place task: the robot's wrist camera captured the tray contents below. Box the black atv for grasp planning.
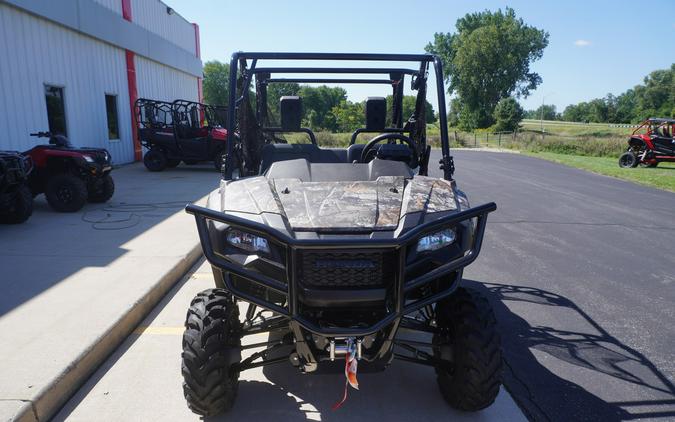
[135,99,228,172]
[24,132,114,212]
[0,151,33,224]
[182,52,501,416]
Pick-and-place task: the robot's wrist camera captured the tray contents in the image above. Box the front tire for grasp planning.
[433,287,502,411]
[0,184,33,224]
[143,149,167,172]
[45,174,88,212]
[618,152,638,168]
[182,289,241,417]
[88,174,115,203]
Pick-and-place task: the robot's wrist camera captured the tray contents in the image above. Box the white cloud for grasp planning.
[574,39,591,47]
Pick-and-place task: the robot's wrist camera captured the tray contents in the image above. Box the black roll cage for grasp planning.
[223,52,455,180]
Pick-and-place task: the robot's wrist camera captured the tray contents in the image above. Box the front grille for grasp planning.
[298,250,395,288]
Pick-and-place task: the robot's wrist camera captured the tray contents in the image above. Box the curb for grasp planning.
[15,244,203,422]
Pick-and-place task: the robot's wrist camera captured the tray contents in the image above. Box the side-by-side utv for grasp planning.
[182,52,501,416]
[135,99,228,171]
[619,118,675,168]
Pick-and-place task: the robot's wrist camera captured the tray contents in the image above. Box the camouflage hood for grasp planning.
[220,175,459,232]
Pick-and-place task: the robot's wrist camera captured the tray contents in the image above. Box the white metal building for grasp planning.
[0,0,203,164]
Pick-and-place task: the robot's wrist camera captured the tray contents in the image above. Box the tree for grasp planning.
[266,82,300,123]
[202,60,230,105]
[493,97,524,131]
[426,8,548,129]
[525,104,557,120]
[332,100,364,132]
[298,86,347,131]
[384,95,436,126]
[447,98,462,127]
[559,64,673,123]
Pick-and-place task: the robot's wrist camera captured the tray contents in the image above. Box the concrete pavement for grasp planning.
[55,260,527,422]
[0,163,220,421]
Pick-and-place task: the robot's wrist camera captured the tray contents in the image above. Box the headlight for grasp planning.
[416,228,456,252]
[226,228,270,254]
[82,155,95,163]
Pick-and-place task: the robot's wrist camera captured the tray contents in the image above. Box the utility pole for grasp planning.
[540,95,544,133]
[540,92,555,136]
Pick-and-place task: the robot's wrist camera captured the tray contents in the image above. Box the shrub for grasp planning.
[493,98,524,132]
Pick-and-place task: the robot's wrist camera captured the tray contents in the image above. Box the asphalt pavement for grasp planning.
[51,150,675,421]
[436,151,675,421]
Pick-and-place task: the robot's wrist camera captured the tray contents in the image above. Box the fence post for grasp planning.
[474,132,477,147]
[454,131,458,146]
[498,132,501,147]
[486,132,489,147]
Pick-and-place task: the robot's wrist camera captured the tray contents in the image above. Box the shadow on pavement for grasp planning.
[206,380,308,421]
[464,279,675,421]
[0,164,217,317]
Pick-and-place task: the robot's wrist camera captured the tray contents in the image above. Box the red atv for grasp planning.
[135,99,228,172]
[23,132,115,212]
[0,151,33,223]
[619,118,675,168]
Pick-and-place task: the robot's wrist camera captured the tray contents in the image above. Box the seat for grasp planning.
[346,144,365,163]
[262,96,318,145]
[265,158,413,181]
[346,98,387,162]
[260,144,347,173]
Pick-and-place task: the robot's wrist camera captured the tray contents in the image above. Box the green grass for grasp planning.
[525,152,675,192]
[520,119,634,137]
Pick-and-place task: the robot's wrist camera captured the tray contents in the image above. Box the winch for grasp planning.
[329,337,362,361]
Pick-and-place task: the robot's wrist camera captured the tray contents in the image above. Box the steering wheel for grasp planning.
[360,133,418,167]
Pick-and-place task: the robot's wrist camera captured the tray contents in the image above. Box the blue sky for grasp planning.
[166,0,675,113]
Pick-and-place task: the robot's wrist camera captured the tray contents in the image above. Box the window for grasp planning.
[45,85,67,135]
[105,94,119,140]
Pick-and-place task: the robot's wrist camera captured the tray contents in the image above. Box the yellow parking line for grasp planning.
[133,326,184,336]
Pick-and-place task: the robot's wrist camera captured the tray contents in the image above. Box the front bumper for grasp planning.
[186,202,496,337]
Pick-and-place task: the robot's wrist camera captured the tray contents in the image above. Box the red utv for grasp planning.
[135,99,228,172]
[619,118,675,168]
[23,132,114,212]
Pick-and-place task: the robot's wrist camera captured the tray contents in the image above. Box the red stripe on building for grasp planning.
[192,23,201,59]
[193,23,203,104]
[121,0,132,20]
[193,22,204,126]
[122,0,141,161]
[124,51,141,161]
